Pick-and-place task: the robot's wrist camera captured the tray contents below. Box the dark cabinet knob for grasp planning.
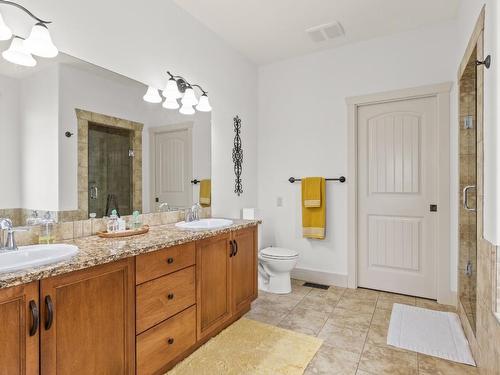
[167,257,174,264]
[167,293,174,300]
[168,337,174,345]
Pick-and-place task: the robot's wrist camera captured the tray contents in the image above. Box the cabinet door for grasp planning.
[231,227,258,313]
[0,282,39,375]
[40,258,135,375]
[196,233,232,340]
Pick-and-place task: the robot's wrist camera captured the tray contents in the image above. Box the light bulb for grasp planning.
[163,78,182,99]
[143,86,162,103]
[24,23,58,58]
[196,94,212,112]
[0,12,12,41]
[179,103,195,115]
[163,98,180,109]
[181,87,198,106]
[2,37,36,67]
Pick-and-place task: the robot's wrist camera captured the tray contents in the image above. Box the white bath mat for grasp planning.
[387,303,476,366]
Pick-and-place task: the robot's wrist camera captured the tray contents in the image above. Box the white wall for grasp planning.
[0,74,21,208]
[258,22,458,285]
[18,0,259,219]
[19,66,59,211]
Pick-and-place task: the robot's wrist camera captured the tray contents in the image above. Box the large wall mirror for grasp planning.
[0,52,211,226]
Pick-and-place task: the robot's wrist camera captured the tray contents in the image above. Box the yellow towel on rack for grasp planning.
[302,177,323,207]
[199,179,211,207]
[302,177,326,239]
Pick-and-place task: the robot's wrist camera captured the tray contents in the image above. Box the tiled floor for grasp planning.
[245,280,478,375]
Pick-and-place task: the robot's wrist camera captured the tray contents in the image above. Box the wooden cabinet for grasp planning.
[196,233,232,340]
[137,305,196,375]
[196,227,258,340]
[231,227,258,314]
[0,282,39,375]
[136,266,196,334]
[40,258,135,375]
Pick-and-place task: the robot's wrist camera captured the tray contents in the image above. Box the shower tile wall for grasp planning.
[458,52,477,333]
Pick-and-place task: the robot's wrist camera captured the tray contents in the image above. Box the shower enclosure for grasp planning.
[88,123,133,218]
[458,49,478,334]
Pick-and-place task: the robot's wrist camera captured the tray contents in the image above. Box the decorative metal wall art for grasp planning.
[232,116,243,196]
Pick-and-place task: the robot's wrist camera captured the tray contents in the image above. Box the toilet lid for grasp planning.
[260,247,298,260]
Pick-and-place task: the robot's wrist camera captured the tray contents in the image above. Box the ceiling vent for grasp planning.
[306,22,344,43]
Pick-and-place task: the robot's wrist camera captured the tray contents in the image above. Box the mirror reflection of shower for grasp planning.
[88,124,133,218]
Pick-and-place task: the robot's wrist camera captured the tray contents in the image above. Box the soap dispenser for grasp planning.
[107,209,119,233]
[39,212,55,244]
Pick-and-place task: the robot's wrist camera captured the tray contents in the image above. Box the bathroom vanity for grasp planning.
[0,220,258,375]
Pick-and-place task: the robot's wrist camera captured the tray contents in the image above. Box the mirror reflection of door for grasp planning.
[152,126,193,211]
[88,123,133,217]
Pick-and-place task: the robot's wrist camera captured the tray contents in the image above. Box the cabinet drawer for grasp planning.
[136,242,195,284]
[137,306,196,375]
[136,266,195,334]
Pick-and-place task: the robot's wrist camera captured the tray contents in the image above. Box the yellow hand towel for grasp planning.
[302,177,326,239]
[199,179,211,207]
[302,177,323,207]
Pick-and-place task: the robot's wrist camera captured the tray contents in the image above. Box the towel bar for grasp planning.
[288,176,346,183]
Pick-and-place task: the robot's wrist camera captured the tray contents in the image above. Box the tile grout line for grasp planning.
[354,293,379,374]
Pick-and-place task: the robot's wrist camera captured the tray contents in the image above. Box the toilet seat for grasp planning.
[260,247,298,260]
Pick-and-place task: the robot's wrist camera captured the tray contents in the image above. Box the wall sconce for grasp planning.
[0,1,58,67]
[143,71,212,115]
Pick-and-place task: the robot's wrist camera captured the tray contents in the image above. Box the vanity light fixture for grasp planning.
[0,11,12,40]
[143,86,162,103]
[143,70,212,115]
[2,36,36,66]
[0,0,58,66]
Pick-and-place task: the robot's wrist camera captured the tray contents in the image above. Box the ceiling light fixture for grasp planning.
[143,70,212,115]
[0,0,58,66]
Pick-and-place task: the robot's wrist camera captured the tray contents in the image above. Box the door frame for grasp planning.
[346,82,454,305]
[149,122,194,211]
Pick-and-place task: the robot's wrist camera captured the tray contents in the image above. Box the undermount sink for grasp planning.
[175,218,234,231]
[0,244,79,273]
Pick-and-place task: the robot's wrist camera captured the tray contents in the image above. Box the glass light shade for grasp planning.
[24,23,58,58]
[181,87,198,106]
[162,98,180,109]
[179,103,195,115]
[196,94,212,112]
[2,37,36,67]
[0,12,12,41]
[163,78,182,99]
[143,86,162,103]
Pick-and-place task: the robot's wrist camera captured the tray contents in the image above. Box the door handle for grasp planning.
[233,240,238,256]
[29,300,39,336]
[229,240,235,257]
[45,295,54,330]
[463,185,476,212]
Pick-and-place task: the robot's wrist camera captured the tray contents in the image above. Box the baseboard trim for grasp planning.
[291,267,348,288]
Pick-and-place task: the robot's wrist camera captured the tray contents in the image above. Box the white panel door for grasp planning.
[153,129,192,209]
[357,97,437,298]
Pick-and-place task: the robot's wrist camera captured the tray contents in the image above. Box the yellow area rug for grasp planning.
[167,318,322,375]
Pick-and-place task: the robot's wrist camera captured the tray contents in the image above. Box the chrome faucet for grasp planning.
[158,202,170,212]
[185,203,202,222]
[0,218,27,251]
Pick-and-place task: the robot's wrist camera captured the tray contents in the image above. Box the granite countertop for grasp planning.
[0,219,260,289]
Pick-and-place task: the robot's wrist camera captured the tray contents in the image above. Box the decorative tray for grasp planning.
[97,225,149,238]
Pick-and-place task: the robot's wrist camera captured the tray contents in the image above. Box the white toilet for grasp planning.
[258,247,299,294]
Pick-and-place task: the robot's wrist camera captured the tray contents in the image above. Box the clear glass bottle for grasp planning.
[107,209,119,233]
[39,212,55,244]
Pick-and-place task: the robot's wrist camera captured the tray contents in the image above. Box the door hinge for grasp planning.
[128,149,135,157]
[430,204,438,212]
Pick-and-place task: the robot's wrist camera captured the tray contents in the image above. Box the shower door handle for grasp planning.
[463,185,476,212]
